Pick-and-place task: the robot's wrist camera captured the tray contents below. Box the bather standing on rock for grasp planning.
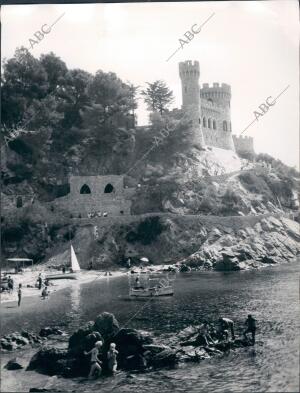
[107,342,118,373]
[243,314,256,344]
[84,341,103,379]
[218,317,235,341]
[197,320,216,346]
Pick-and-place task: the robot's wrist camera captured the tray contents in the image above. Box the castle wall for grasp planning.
[52,175,134,217]
[202,128,235,150]
[200,99,234,150]
[232,135,254,155]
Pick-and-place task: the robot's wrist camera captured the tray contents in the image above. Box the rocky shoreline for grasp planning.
[180,216,300,271]
[4,312,255,382]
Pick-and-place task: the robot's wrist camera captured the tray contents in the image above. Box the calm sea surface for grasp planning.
[1,260,299,392]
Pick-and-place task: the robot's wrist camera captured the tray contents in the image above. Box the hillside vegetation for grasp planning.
[1,49,299,268]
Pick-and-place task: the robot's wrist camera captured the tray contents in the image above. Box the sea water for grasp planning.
[1,260,299,392]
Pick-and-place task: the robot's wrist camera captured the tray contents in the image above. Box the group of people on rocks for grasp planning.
[196,315,257,346]
[84,314,257,380]
[84,341,118,379]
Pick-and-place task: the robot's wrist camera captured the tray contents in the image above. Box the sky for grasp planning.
[2,1,299,168]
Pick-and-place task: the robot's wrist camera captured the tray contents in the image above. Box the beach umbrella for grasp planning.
[140,257,149,263]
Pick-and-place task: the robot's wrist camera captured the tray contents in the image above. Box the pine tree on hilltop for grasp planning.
[141,80,174,115]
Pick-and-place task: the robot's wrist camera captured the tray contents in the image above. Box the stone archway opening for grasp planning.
[104,183,114,193]
[80,184,91,194]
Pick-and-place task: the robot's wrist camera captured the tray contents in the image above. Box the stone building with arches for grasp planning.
[52,175,135,216]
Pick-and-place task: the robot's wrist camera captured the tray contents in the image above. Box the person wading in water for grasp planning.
[243,314,256,344]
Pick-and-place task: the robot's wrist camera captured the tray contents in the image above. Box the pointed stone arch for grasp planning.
[80,184,91,194]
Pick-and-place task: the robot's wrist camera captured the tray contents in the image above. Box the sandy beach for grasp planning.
[0,268,127,305]
[0,263,176,306]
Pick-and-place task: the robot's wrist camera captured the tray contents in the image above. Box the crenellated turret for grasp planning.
[178,60,238,152]
[179,60,205,148]
[200,83,231,109]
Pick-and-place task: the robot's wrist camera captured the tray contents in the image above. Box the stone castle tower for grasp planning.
[179,60,205,148]
[178,60,253,154]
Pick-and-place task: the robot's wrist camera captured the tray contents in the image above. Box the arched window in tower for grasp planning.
[80,184,91,194]
[223,121,228,131]
[104,183,114,193]
[203,117,207,128]
[198,118,201,125]
[213,120,217,130]
[208,98,213,104]
[208,118,211,129]
[16,196,23,208]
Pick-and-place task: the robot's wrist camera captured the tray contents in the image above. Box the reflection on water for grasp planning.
[1,261,299,392]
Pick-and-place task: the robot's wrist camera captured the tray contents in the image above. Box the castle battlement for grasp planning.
[200,83,231,95]
[177,59,255,155]
[232,135,253,141]
[232,134,254,155]
[179,60,200,78]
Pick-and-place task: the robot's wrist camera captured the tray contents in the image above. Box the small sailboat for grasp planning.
[46,245,81,280]
[129,273,174,297]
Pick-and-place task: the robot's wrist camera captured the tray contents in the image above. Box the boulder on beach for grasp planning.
[5,358,25,370]
[27,347,68,375]
[149,348,178,368]
[68,321,103,356]
[114,328,153,369]
[93,312,120,341]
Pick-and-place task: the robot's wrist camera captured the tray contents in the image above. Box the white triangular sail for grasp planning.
[70,245,81,272]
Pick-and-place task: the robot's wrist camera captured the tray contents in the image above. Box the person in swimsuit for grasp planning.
[107,342,118,373]
[84,341,103,379]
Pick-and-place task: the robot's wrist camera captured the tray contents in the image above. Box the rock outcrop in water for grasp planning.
[1,328,64,352]
[27,312,254,378]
